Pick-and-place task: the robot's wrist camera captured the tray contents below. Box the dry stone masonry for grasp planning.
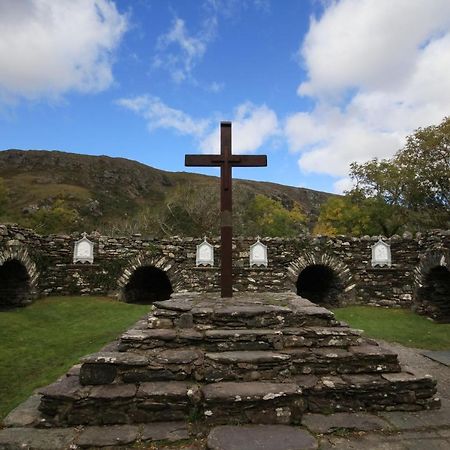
[37,292,440,427]
[0,224,449,321]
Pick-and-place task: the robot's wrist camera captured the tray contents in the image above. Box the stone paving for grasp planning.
[1,294,449,449]
[422,350,450,367]
[2,344,449,449]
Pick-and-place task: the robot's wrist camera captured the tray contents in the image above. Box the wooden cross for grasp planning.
[185,121,267,297]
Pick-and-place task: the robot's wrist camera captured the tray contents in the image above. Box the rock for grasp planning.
[207,425,317,450]
[77,424,139,447]
[0,427,76,449]
[2,394,43,428]
[302,412,391,433]
[140,421,190,442]
[79,362,117,385]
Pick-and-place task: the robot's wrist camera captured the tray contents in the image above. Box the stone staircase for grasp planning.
[38,292,440,427]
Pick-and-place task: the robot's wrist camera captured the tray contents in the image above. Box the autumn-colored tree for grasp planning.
[317,117,450,236]
[349,117,449,231]
[314,195,404,236]
[242,194,307,237]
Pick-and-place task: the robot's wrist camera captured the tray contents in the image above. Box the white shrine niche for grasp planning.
[73,232,94,264]
[196,237,214,267]
[371,238,391,267]
[250,237,268,267]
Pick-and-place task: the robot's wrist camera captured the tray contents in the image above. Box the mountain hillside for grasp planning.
[0,149,335,236]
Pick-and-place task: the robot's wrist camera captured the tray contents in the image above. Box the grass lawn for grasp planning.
[0,296,149,420]
[333,306,450,351]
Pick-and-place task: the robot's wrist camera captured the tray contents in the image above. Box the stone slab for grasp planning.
[380,398,450,430]
[422,351,450,367]
[140,421,190,442]
[202,382,301,401]
[0,427,76,450]
[77,424,139,447]
[302,412,391,433]
[2,394,43,428]
[321,429,450,450]
[207,425,317,450]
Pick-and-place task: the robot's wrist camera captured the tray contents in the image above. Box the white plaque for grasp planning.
[73,232,94,264]
[250,238,268,267]
[196,237,214,266]
[371,239,391,267]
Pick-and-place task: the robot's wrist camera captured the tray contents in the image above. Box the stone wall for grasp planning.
[0,224,449,316]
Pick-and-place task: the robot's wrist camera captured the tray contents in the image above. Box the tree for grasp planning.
[241,194,307,237]
[347,117,450,232]
[156,183,220,236]
[30,200,80,234]
[397,117,449,211]
[314,195,404,236]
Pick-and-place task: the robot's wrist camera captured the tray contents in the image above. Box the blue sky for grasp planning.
[0,0,449,194]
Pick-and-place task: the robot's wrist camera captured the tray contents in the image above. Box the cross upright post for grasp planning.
[185,121,267,298]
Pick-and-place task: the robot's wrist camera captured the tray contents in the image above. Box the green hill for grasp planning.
[0,149,334,236]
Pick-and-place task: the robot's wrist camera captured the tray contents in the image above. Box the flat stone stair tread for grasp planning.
[205,351,291,364]
[40,377,197,401]
[150,293,338,329]
[201,382,305,425]
[207,425,318,450]
[81,351,149,365]
[78,344,401,386]
[202,382,302,401]
[201,347,401,381]
[118,326,363,352]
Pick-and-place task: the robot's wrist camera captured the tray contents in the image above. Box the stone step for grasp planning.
[39,376,199,426]
[38,370,439,427]
[38,377,304,426]
[78,344,401,386]
[302,372,440,413]
[118,326,363,352]
[201,346,401,382]
[150,295,337,330]
[79,350,202,385]
[201,382,304,424]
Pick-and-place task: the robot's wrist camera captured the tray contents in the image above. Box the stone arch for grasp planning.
[287,252,354,306]
[117,252,181,302]
[0,246,39,308]
[414,250,450,322]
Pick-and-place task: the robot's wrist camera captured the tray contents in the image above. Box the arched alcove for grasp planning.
[417,265,450,322]
[296,264,342,306]
[288,252,354,307]
[0,259,31,308]
[123,265,173,304]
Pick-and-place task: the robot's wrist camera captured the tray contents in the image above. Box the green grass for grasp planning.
[0,296,149,420]
[333,306,450,350]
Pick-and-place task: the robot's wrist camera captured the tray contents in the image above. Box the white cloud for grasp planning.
[298,0,450,98]
[286,0,450,193]
[200,103,279,154]
[118,96,278,154]
[333,177,353,195]
[207,81,225,93]
[154,16,216,83]
[0,0,127,102]
[153,0,269,84]
[117,95,210,137]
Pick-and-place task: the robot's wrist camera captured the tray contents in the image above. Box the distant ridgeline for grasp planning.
[0,224,449,322]
[0,149,332,236]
